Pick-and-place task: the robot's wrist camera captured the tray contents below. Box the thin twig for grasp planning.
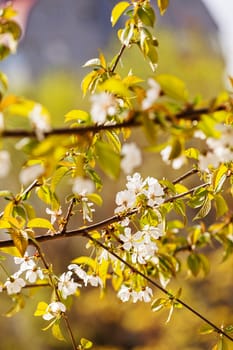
[110,44,126,73]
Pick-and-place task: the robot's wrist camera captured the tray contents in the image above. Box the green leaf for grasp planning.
[27,218,54,231]
[156,74,188,101]
[52,322,66,342]
[214,194,228,218]
[137,5,155,27]
[199,324,214,335]
[51,167,68,192]
[193,196,212,220]
[86,193,103,206]
[151,297,167,312]
[11,229,28,257]
[99,77,130,98]
[111,1,130,27]
[65,109,90,123]
[72,256,96,270]
[95,140,121,179]
[187,253,201,277]
[212,164,228,193]
[157,0,169,15]
[81,70,99,96]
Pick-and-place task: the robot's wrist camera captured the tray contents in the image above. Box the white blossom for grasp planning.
[143,176,164,206]
[0,150,11,178]
[43,301,66,321]
[19,163,44,185]
[46,207,62,225]
[161,145,186,169]
[142,78,160,110]
[29,104,51,140]
[72,177,95,195]
[117,285,131,302]
[126,173,144,194]
[14,253,35,274]
[58,271,81,299]
[117,285,153,303]
[25,268,44,283]
[90,92,118,124]
[4,276,26,295]
[115,189,136,213]
[121,142,142,174]
[68,264,102,288]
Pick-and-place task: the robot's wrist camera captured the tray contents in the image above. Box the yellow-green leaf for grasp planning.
[80,338,93,349]
[157,0,169,15]
[214,194,228,218]
[11,229,28,257]
[99,77,130,98]
[212,164,228,193]
[81,70,99,96]
[27,218,54,231]
[65,109,90,123]
[111,1,130,27]
[86,193,103,206]
[72,256,96,270]
[34,301,48,316]
[52,322,66,342]
[156,74,188,101]
[95,140,121,179]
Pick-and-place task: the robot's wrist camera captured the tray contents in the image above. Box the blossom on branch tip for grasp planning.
[29,104,51,140]
[117,285,153,303]
[58,271,81,299]
[43,301,66,321]
[161,146,186,169]
[90,92,118,124]
[121,142,142,174]
[4,275,26,295]
[46,207,62,225]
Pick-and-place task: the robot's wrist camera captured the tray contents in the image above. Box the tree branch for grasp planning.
[0,182,209,248]
[1,105,226,139]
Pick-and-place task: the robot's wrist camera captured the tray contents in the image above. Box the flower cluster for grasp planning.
[68,264,103,288]
[117,285,153,303]
[1,252,45,295]
[90,92,119,124]
[115,173,165,213]
[197,124,233,171]
[119,224,163,264]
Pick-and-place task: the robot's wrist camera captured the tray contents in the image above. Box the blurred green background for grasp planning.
[1,1,232,349]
